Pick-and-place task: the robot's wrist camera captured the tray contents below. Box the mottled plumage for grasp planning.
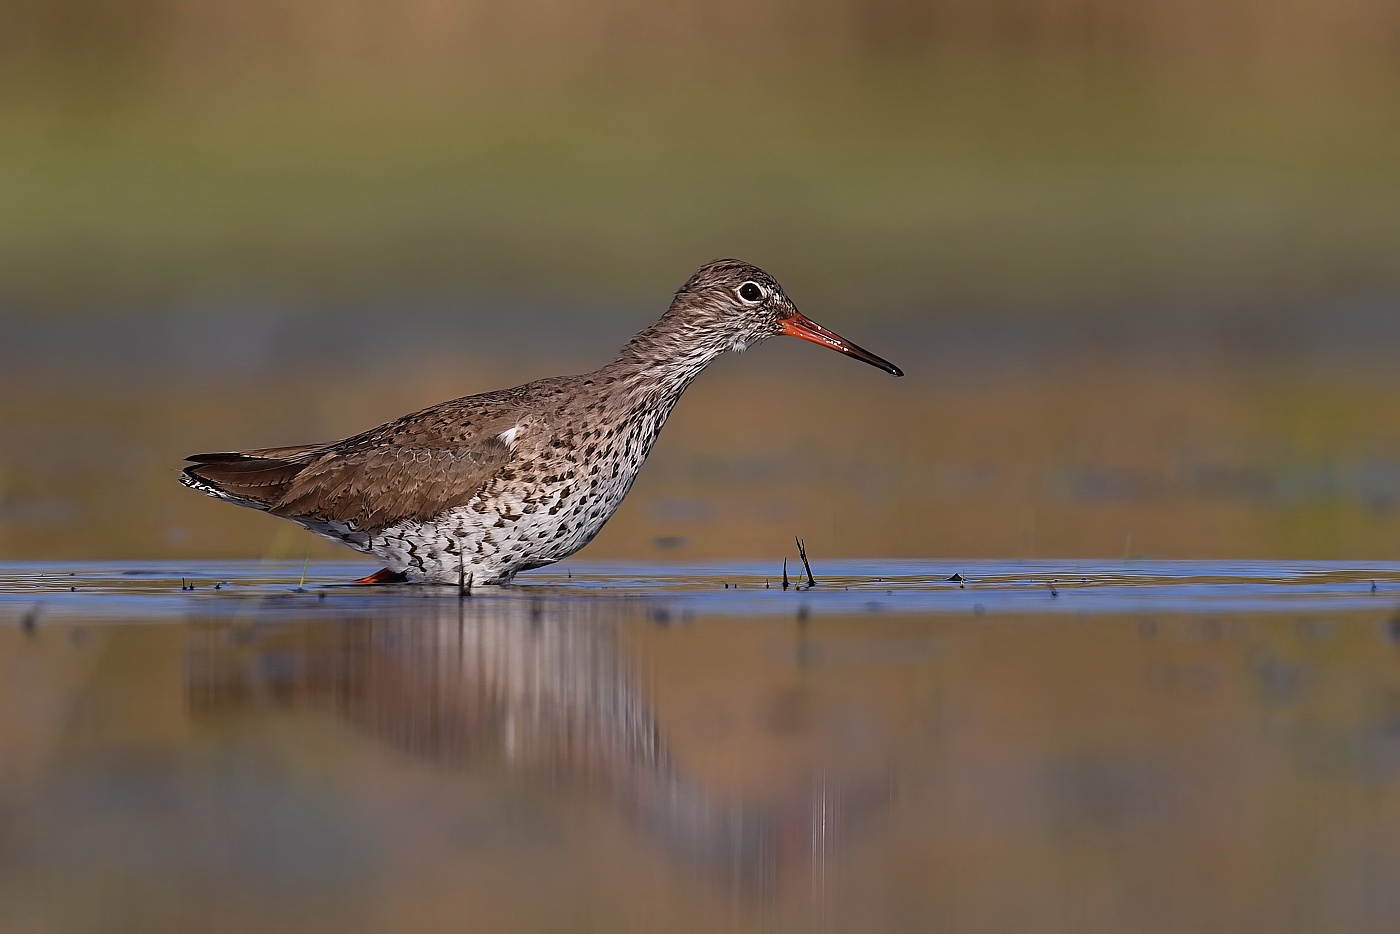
[181,259,901,583]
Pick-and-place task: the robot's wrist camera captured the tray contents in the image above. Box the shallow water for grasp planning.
[5,559,1400,933]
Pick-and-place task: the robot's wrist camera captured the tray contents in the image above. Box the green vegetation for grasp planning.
[2,78,1399,315]
[5,0,1400,314]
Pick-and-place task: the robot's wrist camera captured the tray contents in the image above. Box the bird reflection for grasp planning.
[183,593,891,898]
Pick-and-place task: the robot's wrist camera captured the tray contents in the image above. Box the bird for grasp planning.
[180,259,903,585]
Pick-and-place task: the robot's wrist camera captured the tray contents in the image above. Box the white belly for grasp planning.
[301,472,634,584]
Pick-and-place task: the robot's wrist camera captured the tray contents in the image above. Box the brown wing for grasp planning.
[270,424,516,531]
[184,403,523,533]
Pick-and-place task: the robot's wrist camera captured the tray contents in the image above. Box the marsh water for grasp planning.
[4,559,1400,933]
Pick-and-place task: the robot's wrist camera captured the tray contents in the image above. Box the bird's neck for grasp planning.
[603,312,729,403]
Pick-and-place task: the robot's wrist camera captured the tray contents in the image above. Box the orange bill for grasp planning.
[780,312,904,376]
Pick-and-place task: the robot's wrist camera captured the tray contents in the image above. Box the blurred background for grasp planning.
[8,8,1400,932]
[3,0,1400,562]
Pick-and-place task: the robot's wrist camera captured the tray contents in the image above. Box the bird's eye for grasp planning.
[738,281,764,303]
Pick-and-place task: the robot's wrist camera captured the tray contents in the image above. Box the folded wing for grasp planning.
[182,410,520,533]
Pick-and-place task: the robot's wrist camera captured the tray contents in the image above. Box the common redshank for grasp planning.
[181,259,902,584]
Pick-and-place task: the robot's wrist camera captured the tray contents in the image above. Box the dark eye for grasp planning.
[738,281,764,303]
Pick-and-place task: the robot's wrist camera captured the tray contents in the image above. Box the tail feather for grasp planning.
[181,446,323,509]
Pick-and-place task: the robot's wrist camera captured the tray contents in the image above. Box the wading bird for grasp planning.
[181,260,902,583]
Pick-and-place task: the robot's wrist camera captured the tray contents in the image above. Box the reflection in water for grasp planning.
[15,563,1400,931]
[184,595,890,897]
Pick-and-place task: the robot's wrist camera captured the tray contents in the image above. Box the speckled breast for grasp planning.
[324,397,676,583]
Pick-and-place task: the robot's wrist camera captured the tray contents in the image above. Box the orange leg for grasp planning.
[351,567,409,585]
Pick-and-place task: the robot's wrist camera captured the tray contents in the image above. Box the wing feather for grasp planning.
[183,390,532,532]
[272,431,514,531]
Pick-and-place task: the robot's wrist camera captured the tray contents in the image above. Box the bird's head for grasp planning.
[669,259,903,376]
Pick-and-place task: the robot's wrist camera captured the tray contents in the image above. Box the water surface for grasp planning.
[5,560,1400,933]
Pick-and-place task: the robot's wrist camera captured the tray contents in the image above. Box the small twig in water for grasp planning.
[296,555,310,592]
[458,543,472,599]
[782,558,790,590]
[1048,581,1059,598]
[795,537,816,588]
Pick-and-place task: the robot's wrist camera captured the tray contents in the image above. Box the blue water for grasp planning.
[6,559,1400,932]
[4,559,1399,621]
